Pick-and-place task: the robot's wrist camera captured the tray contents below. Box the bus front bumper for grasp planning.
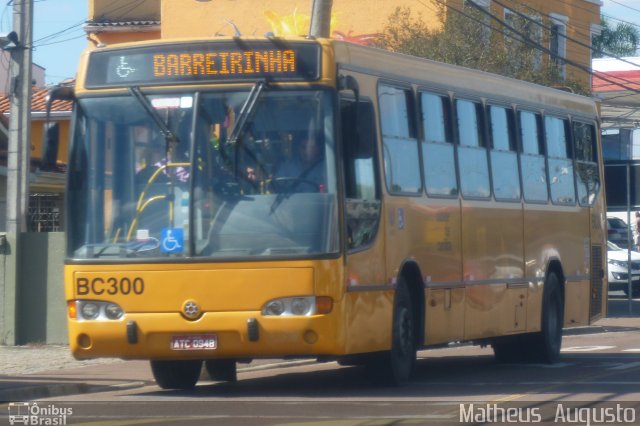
[68,309,343,360]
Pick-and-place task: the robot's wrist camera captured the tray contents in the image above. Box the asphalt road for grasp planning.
[29,316,640,426]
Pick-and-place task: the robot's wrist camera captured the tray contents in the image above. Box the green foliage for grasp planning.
[593,17,640,58]
[376,5,589,95]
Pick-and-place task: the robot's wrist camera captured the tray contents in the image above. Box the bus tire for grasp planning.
[530,272,564,363]
[371,278,416,385]
[205,359,237,382]
[150,359,202,390]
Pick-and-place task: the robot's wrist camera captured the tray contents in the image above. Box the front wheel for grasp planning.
[369,279,417,385]
[150,360,202,390]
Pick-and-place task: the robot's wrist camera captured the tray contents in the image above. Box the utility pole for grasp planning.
[2,0,33,345]
[6,0,33,234]
[309,0,333,38]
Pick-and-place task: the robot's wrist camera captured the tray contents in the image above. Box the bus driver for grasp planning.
[274,132,326,192]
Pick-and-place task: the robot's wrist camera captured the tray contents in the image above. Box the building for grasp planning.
[0,86,73,232]
[87,0,601,88]
[0,52,46,96]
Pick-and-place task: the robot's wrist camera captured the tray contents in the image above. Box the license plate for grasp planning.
[171,334,217,351]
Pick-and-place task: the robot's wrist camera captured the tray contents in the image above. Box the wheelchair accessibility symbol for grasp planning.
[161,228,184,253]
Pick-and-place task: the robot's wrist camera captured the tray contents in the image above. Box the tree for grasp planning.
[593,17,640,58]
[376,5,588,95]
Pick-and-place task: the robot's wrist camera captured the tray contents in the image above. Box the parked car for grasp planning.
[607,241,640,297]
[607,217,631,249]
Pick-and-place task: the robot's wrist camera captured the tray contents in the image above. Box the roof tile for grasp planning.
[0,87,73,114]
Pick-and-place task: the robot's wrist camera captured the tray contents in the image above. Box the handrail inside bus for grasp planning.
[125,162,191,242]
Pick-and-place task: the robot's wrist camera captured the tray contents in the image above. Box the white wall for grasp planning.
[0,51,46,96]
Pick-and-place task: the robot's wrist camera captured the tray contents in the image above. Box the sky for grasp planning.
[1,0,638,86]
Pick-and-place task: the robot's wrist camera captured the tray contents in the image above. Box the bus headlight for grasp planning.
[262,296,332,316]
[105,303,124,320]
[80,302,100,320]
[75,300,125,321]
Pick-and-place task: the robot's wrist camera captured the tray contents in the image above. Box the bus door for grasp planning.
[339,72,388,354]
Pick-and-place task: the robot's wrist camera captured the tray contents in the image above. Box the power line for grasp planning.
[425,0,640,95]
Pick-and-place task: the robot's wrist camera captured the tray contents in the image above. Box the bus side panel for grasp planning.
[523,205,591,332]
[461,200,526,340]
[417,198,465,345]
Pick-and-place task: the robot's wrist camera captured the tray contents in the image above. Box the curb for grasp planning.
[0,381,146,403]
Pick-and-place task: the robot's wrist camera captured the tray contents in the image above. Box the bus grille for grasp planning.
[590,245,603,318]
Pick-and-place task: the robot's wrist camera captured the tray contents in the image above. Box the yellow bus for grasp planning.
[60,36,607,389]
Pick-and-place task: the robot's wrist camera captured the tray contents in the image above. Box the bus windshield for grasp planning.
[67,89,339,260]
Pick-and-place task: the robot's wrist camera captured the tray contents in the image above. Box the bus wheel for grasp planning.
[150,360,202,390]
[371,279,416,385]
[530,272,564,363]
[205,359,237,382]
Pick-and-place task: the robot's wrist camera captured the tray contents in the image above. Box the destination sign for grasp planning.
[85,41,321,88]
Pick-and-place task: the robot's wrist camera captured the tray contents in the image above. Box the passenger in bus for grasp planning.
[274,131,326,192]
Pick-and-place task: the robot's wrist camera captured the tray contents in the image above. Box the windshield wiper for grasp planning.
[129,87,179,146]
[226,80,266,145]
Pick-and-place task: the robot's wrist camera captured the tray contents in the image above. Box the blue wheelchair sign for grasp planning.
[161,228,184,253]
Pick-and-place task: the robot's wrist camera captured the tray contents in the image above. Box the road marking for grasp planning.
[622,349,640,353]
[608,361,640,370]
[561,345,615,352]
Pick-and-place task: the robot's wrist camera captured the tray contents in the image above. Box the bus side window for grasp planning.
[420,91,457,197]
[545,115,575,205]
[573,121,600,206]
[519,110,548,203]
[488,105,520,201]
[341,96,381,250]
[456,98,490,198]
[378,84,421,194]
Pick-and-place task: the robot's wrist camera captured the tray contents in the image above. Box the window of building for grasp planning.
[504,8,543,70]
[28,193,63,232]
[545,115,575,205]
[456,98,490,198]
[420,91,457,197]
[379,84,421,194]
[463,0,492,42]
[550,14,568,79]
[489,105,520,201]
[518,110,548,202]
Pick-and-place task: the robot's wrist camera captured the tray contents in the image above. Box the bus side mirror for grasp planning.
[43,85,75,171]
[41,122,59,171]
[45,85,75,115]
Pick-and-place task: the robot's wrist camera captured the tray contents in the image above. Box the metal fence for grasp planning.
[28,193,63,232]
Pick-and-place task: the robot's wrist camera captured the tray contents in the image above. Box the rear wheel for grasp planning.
[150,360,202,390]
[369,278,416,385]
[493,273,564,364]
[205,359,237,382]
[529,272,564,363]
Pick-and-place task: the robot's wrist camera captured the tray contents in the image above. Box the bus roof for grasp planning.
[330,39,598,119]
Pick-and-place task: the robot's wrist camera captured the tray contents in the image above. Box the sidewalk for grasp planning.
[1,316,639,402]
